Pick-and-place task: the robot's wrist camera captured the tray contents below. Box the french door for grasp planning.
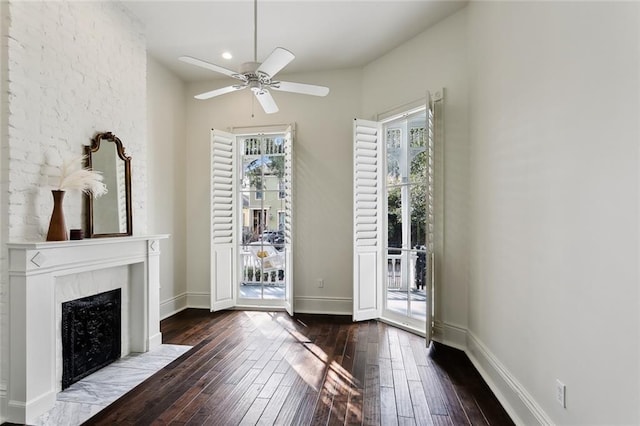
[210,126,293,315]
[382,109,431,330]
[353,98,436,339]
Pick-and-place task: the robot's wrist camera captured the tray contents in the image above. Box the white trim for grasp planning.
[230,123,294,136]
[235,295,288,310]
[160,293,188,320]
[432,320,467,351]
[186,292,211,310]
[294,296,352,315]
[6,234,169,250]
[184,295,348,314]
[7,391,56,425]
[378,317,425,338]
[466,331,551,426]
[233,304,286,312]
[376,98,427,122]
[0,382,6,425]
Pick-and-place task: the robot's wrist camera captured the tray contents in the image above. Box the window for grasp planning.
[255,180,263,200]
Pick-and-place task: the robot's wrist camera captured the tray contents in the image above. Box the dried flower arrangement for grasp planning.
[46,154,108,241]
[56,155,107,197]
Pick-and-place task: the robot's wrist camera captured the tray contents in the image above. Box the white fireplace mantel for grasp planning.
[6,235,169,424]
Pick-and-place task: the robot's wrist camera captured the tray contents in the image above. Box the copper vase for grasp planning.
[46,190,68,241]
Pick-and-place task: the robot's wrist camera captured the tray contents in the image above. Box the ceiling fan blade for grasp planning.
[195,85,245,100]
[256,47,295,78]
[271,81,330,97]
[254,89,279,114]
[179,56,245,81]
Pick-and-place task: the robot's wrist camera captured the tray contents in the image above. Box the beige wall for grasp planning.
[185,68,362,313]
[466,2,639,424]
[147,56,188,318]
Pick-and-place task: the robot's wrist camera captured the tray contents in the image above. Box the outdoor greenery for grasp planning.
[387,143,428,249]
[245,153,285,191]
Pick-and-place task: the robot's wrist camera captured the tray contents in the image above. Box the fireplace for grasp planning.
[61,289,122,389]
[7,235,168,424]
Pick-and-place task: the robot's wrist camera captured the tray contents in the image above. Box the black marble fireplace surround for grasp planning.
[61,289,122,389]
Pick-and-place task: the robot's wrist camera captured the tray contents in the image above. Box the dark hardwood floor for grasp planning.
[84,309,513,425]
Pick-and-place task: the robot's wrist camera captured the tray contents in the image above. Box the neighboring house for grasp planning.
[243,174,285,242]
[0,1,638,425]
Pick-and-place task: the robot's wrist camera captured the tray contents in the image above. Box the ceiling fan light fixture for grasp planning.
[248,80,261,91]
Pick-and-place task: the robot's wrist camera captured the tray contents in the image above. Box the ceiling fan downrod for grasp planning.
[253,0,258,63]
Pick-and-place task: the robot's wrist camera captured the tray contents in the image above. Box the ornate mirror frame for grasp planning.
[84,131,133,238]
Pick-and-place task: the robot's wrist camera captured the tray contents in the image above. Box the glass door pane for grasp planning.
[238,135,288,302]
[383,111,427,328]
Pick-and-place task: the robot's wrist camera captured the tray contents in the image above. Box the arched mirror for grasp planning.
[84,132,132,238]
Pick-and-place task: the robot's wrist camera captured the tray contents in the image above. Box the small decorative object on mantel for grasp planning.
[46,155,108,241]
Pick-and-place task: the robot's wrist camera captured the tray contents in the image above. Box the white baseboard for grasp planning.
[432,320,467,350]
[7,389,57,425]
[186,292,210,310]
[179,293,352,316]
[293,296,352,315]
[149,332,163,350]
[160,293,188,319]
[0,381,6,425]
[466,331,551,426]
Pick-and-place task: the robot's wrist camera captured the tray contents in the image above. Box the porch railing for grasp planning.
[387,252,421,290]
[241,249,285,286]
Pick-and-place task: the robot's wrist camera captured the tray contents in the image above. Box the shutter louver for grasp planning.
[284,134,293,245]
[283,126,294,316]
[354,122,380,247]
[425,94,436,343]
[211,132,234,245]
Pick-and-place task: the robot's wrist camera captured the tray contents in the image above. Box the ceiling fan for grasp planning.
[178,0,329,114]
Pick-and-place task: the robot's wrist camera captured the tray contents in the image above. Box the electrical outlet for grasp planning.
[555,380,566,408]
[317,278,324,288]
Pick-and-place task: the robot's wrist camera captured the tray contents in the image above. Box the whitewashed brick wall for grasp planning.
[6,1,147,239]
[0,1,147,421]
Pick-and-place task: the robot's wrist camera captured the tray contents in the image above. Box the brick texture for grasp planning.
[0,2,147,420]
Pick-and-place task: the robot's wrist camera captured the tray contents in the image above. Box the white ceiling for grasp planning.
[122,0,467,82]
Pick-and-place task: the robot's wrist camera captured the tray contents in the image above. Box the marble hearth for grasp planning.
[6,235,168,424]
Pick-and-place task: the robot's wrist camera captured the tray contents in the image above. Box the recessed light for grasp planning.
[222,52,233,60]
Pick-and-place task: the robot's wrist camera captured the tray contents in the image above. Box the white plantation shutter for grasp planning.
[210,129,236,311]
[425,92,442,343]
[283,125,294,315]
[425,94,435,342]
[353,119,383,321]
